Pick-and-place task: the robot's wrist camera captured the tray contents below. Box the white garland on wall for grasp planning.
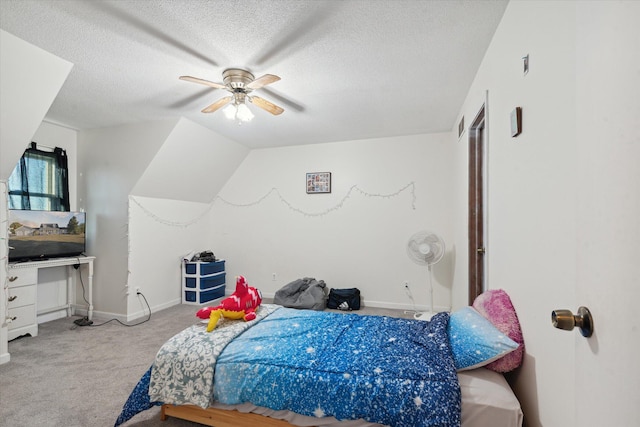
[1,180,11,326]
[130,182,416,228]
[129,196,214,228]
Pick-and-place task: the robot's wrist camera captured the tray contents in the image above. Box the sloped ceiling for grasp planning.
[131,118,249,203]
[0,30,72,179]
[0,0,508,149]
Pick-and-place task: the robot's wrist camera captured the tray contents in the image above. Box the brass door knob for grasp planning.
[551,306,594,337]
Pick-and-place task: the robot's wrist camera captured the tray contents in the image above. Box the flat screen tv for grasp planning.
[8,209,86,262]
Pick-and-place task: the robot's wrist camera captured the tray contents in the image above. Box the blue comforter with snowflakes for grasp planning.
[218,308,460,426]
[115,307,460,427]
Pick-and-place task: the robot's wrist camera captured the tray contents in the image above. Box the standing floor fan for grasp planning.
[407,231,445,321]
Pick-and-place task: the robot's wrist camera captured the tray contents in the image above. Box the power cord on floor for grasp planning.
[87,291,152,328]
[71,258,152,328]
[72,257,93,326]
[402,282,419,317]
[70,256,91,309]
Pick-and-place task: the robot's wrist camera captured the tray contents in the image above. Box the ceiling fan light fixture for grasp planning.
[236,102,254,122]
[223,100,254,124]
[223,103,236,120]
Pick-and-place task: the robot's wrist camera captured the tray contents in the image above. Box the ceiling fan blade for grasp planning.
[261,88,305,112]
[91,2,219,67]
[179,76,227,90]
[202,96,232,113]
[250,96,284,115]
[246,74,281,90]
[251,3,339,68]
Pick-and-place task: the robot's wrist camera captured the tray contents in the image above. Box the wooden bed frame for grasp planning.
[161,404,302,427]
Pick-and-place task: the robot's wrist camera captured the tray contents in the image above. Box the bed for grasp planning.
[115,303,523,427]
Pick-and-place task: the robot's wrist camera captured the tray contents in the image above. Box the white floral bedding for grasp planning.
[148,304,279,408]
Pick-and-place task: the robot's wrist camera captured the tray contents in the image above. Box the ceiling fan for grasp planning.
[179,69,284,122]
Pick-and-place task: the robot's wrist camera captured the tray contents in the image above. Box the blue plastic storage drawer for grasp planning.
[184,284,225,304]
[184,272,226,289]
[184,260,225,275]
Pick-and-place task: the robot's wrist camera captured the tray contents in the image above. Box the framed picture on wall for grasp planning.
[306,172,331,194]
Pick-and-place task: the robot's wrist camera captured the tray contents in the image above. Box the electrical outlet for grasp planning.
[403,281,409,289]
[135,286,141,294]
[272,273,277,281]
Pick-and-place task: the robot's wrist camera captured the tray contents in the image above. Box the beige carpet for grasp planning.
[0,301,412,427]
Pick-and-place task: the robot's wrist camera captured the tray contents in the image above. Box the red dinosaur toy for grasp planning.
[196,275,262,332]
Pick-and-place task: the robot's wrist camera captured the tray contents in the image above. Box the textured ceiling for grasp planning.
[0,0,508,148]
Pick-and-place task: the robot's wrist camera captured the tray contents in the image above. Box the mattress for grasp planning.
[207,368,523,427]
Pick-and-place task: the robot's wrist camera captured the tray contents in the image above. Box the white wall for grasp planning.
[127,196,214,319]
[30,122,80,323]
[123,132,454,313]
[78,120,178,318]
[0,122,79,325]
[208,133,455,311]
[0,122,79,324]
[79,118,249,319]
[453,1,640,426]
[125,119,248,317]
[0,30,72,363]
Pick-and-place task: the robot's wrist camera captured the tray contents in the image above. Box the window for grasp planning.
[8,142,70,211]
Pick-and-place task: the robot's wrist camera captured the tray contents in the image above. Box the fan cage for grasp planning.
[407,231,445,266]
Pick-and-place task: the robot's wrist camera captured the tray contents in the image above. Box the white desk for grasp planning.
[7,256,95,339]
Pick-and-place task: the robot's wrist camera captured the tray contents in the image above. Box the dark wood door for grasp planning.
[468,105,485,305]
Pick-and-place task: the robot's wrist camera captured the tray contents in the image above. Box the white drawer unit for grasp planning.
[7,284,36,309]
[7,267,38,340]
[7,268,37,287]
[5,256,96,346]
[7,305,37,337]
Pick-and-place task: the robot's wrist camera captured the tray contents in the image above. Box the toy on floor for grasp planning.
[196,275,262,332]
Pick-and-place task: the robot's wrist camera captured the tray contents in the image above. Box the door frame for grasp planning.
[468,102,486,305]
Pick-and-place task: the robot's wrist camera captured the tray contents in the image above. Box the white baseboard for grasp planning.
[127,297,181,322]
[72,295,450,325]
[0,351,10,365]
[37,310,68,324]
[260,292,450,313]
[362,299,451,313]
[72,305,127,324]
[73,297,182,324]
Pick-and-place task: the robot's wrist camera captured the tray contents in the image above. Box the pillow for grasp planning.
[473,289,525,373]
[448,306,519,371]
